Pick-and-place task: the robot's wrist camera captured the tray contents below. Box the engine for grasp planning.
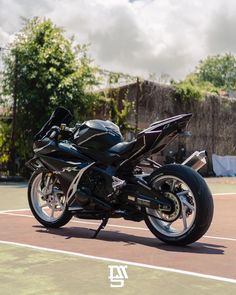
[72,170,113,208]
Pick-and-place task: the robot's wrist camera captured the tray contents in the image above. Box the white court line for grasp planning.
[204,235,236,242]
[1,211,236,242]
[0,208,29,214]
[1,213,33,218]
[0,191,234,214]
[213,193,236,196]
[0,240,235,284]
[0,212,148,230]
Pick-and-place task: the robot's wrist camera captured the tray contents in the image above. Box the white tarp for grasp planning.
[212,154,236,176]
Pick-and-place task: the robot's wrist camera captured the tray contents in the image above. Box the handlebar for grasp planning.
[43,123,80,141]
[49,127,61,139]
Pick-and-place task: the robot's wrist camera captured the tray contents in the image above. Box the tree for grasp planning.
[0,121,11,172]
[172,54,236,101]
[1,17,98,164]
[110,98,133,133]
[196,53,236,90]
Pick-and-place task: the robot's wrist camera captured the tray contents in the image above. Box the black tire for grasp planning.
[144,164,214,246]
[28,169,72,228]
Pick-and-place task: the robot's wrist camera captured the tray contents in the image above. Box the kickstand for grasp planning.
[91,216,109,239]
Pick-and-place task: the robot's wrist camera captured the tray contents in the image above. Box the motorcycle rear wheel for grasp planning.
[144,164,214,246]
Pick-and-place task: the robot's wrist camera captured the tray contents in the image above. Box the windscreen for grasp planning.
[34,106,73,140]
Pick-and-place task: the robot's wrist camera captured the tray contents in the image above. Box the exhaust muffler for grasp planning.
[182,150,207,171]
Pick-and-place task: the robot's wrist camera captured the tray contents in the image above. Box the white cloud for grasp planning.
[0,0,236,79]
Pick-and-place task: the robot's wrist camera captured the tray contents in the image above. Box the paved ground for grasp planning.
[0,179,235,294]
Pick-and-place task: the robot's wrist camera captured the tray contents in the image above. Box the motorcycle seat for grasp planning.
[108,141,135,155]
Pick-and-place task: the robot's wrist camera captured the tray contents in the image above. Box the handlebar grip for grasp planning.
[46,126,61,139]
[49,130,57,139]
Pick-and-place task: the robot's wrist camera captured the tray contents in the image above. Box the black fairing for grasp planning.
[33,113,192,169]
[73,120,123,150]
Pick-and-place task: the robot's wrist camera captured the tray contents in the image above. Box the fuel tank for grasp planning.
[73,120,123,150]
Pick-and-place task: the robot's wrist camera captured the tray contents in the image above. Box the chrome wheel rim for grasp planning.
[31,173,66,222]
[146,175,197,237]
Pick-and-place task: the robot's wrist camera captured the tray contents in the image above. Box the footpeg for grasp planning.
[112,176,126,191]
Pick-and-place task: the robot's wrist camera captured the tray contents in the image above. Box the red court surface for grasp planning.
[0,193,235,282]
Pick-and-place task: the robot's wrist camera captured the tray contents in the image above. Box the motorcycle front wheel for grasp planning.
[144,164,214,246]
[28,169,72,228]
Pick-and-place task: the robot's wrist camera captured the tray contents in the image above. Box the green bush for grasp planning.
[174,81,202,101]
[173,73,219,102]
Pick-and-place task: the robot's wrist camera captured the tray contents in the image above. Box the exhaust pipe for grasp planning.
[182,150,207,171]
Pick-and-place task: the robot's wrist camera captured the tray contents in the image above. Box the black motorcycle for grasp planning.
[26,107,213,246]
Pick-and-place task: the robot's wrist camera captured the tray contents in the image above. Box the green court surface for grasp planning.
[207,182,236,194]
[208,183,236,194]
[206,177,236,194]
[0,243,235,295]
[0,183,28,211]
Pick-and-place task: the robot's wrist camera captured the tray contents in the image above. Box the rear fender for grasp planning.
[119,114,192,168]
[139,113,192,155]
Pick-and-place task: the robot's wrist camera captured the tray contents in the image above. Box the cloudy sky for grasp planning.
[0,0,236,80]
